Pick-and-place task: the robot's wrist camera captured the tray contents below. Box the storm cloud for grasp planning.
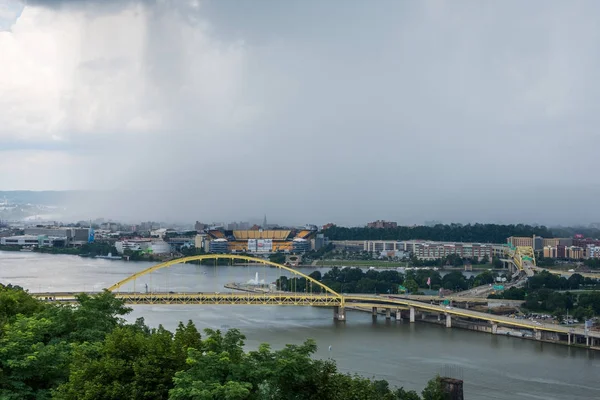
[1,0,600,226]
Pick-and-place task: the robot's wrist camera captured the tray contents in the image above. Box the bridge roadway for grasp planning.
[31,291,598,339]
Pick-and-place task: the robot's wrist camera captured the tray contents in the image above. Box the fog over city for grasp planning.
[1,0,600,226]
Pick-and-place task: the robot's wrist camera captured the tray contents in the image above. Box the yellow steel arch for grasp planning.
[107,254,341,298]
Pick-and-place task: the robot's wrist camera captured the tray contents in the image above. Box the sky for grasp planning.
[1,0,600,226]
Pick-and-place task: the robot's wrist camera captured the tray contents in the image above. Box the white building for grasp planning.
[588,246,600,259]
[115,239,171,255]
[0,235,59,247]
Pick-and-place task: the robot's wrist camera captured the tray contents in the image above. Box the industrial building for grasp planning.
[0,235,59,247]
[23,226,93,246]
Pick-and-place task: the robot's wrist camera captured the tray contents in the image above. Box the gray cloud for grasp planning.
[4,0,600,226]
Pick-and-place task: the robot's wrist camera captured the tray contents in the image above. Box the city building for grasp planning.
[408,241,494,261]
[195,233,210,252]
[588,246,600,259]
[292,238,310,253]
[209,238,228,253]
[543,246,558,258]
[573,237,600,248]
[0,235,60,247]
[543,238,561,247]
[23,226,93,246]
[114,239,171,255]
[330,240,366,252]
[311,233,326,251]
[367,220,398,229]
[330,240,405,253]
[543,245,585,260]
[508,235,573,252]
[565,246,584,260]
[506,236,534,248]
[329,239,495,261]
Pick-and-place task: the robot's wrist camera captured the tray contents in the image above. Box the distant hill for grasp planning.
[0,191,82,206]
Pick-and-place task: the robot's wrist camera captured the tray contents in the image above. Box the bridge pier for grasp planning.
[372,307,378,319]
[445,314,452,328]
[491,323,498,334]
[333,306,346,321]
[409,307,415,323]
[437,313,441,322]
[395,308,402,321]
[568,333,572,345]
[385,308,391,320]
[534,329,542,341]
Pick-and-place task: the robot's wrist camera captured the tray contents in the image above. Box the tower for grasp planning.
[263,214,267,228]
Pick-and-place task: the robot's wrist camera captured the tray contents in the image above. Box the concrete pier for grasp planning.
[492,323,498,334]
[333,306,346,321]
[372,307,377,318]
[385,308,391,319]
[409,306,415,323]
[446,314,452,328]
[396,308,402,321]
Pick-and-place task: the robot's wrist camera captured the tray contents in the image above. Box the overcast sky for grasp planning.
[1,0,600,226]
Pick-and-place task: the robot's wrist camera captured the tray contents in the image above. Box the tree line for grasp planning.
[487,271,600,321]
[277,267,507,295]
[323,223,554,243]
[0,283,449,400]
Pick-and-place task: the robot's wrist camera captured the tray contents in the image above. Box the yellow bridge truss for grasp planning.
[107,254,343,303]
[508,246,536,271]
[31,253,600,337]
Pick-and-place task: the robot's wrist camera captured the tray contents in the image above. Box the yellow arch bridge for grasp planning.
[30,254,600,345]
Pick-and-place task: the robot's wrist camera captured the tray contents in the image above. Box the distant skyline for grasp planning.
[2,1,600,225]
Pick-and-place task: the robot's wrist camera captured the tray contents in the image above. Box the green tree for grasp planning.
[0,316,71,399]
[268,252,286,264]
[404,279,419,294]
[0,283,45,328]
[421,376,448,400]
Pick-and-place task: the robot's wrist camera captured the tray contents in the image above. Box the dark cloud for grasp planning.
[5,0,600,226]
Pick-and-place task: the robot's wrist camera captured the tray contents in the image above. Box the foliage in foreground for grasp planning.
[0,283,447,400]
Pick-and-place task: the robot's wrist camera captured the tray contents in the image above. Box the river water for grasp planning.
[1,251,598,399]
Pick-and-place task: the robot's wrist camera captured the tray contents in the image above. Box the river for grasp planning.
[1,251,598,399]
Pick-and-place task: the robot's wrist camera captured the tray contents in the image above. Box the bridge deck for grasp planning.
[30,291,598,338]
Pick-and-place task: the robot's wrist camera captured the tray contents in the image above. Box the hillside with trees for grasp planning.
[323,223,554,243]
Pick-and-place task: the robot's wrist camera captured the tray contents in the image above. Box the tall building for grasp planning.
[565,246,584,260]
[263,215,268,228]
[506,236,534,248]
[588,246,600,259]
